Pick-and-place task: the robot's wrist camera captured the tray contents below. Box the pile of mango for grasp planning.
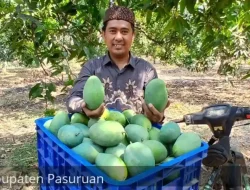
[43,76,202,182]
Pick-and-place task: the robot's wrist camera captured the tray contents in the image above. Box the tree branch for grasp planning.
[135,25,164,45]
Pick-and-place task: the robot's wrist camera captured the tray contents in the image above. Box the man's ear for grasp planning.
[101,30,104,38]
[101,30,106,43]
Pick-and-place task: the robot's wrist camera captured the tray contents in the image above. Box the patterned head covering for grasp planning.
[103,5,135,26]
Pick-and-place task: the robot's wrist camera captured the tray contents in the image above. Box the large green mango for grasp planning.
[71,123,89,138]
[159,121,181,144]
[49,111,70,136]
[105,143,126,158]
[44,119,52,129]
[123,142,155,177]
[57,124,84,148]
[89,121,125,147]
[106,110,127,126]
[172,132,202,157]
[161,157,180,183]
[83,75,105,110]
[95,153,128,181]
[130,114,152,131]
[142,140,168,164]
[122,109,136,124]
[144,78,168,112]
[72,141,103,164]
[125,124,149,143]
[149,127,160,141]
[87,118,105,128]
[71,113,89,125]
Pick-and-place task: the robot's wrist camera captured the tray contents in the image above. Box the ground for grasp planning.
[0,61,250,189]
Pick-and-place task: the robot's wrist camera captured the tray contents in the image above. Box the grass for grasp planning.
[9,135,38,174]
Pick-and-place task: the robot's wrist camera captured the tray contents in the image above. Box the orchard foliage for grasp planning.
[0,0,249,113]
[131,0,250,74]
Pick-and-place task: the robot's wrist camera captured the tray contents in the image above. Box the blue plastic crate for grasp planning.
[35,116,208,190]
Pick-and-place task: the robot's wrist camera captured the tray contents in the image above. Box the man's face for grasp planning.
[102,20,135,58]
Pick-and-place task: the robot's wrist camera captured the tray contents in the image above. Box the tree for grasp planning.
[0,0,249,115]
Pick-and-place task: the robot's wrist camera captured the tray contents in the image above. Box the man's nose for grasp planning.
[115,32,123,40]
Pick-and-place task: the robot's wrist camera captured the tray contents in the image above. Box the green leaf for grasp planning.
[99,8,105,18]
[78,49,86,60]
[68,50,78,60]
[201,35,214,50]
[178,16,190,30]
[179,0,186,14]
[216,0,233,10]
[29,83,43,99]
[146,11,152,24]
[45,90,55,103]
[186,0,196,14]
[116,0,122,6]
[244,0,250,10]
[47,83,56,92]
[27,0,38,10]
[44,108,56,117]
[44,18,59,30]
[61,79,75,92]
[238,10,250,28]
[0,19,15,33]
[64,79,74,86]
[163,17,174,35]
[83,46,91,59]
[142,1,152,10]
[194,24,203,36]
[40,0,45,7]
[174,0,181,9]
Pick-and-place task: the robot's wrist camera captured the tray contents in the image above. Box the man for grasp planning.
[66,5,169,123]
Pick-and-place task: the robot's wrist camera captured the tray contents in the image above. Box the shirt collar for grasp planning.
[103,51,136,69]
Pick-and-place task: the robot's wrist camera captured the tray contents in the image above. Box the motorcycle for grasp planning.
[171,103,250,190]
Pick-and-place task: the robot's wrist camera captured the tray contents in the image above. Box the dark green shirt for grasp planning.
[66,53,158,114]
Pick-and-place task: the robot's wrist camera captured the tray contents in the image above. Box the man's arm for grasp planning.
[66,61,94,113]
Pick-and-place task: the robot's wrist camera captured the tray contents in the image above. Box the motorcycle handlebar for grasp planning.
[171,105,250,126]
[170,104,250,140]
[235,107,250,120]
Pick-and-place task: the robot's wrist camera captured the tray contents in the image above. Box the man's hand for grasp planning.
[81,102,105,118]
[142,100,171,123]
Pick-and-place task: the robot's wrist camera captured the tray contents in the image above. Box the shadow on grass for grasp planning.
[166,79,248,107]
[0,133,38,182]
[0,82,69,119]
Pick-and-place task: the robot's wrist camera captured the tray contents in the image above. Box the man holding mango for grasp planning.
[66,5,169,123]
